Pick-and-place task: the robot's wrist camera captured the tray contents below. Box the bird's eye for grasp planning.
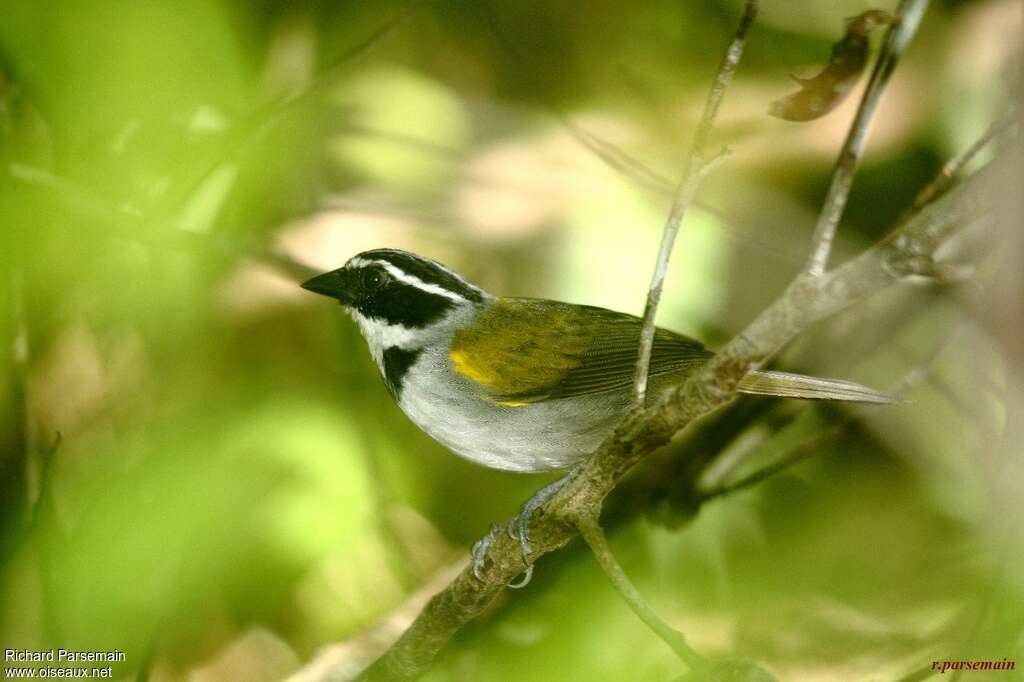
[359,267,387,291]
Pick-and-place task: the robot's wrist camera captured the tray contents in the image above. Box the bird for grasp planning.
[301,248,895,585]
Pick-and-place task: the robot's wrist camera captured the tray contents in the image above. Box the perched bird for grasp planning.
[302,248,894,584]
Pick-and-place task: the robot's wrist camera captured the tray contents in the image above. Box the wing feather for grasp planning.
[448,298,711,404]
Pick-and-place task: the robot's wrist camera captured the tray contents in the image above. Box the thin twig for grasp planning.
[804,0,932,277]
[477,0,800,267]
[575,516,705,671]
[701,424,845,501]
[632,0,761,406]
[563,120,803,264]
[560,117,677,195]
[905,108,1017,218]
[700,324,961,502]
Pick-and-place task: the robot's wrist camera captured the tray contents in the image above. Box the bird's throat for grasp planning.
[381,346,422,400]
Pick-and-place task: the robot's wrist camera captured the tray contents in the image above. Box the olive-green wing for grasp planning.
[448,298,711,405]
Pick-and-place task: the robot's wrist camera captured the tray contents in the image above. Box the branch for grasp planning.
[905,108,1017,218]
[575,516,704,670]
[578,3,762,651]
[804,0,931,276]
[632,0,761,405]
[699,321,963,502]
[347,154,994,682]
[286,558,468,682]
[562,119,806,265]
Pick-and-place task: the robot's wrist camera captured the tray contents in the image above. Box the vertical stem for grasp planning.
[804,0,932,276]
[906,109,1015,218]
[576,516,705,672]
[632,0,761,405]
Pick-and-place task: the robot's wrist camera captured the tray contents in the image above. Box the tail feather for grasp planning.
[738,370,900,404]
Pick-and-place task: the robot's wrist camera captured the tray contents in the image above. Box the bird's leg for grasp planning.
[471,464,583,589]
[574,513,707,670]
[509,477,567,557]
[506,462,586,586]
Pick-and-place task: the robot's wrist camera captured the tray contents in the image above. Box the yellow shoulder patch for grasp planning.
[448,349,489,385]
[448,299,592,400]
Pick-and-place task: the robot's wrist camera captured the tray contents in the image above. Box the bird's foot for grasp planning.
[471,522,505,582]
[470,521,534,588]
[472,465,583,589]
[505,465,583,588]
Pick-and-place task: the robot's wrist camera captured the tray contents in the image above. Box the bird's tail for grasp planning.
[737,370,900,404]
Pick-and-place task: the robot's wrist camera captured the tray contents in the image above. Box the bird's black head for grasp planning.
[301,249,488,328]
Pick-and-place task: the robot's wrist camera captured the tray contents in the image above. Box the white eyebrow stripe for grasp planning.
[351,258,467,303]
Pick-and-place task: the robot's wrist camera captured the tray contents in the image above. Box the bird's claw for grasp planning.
[493,512,534,589]
[471,522,504,581]
[473,469,580,589]
[507,563,533,589]
[471,521,534,588]
[506,471,578,588]
[506,512,531,554]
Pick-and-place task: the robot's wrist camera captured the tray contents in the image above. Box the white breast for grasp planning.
[348,303,631,473]
[394,345,627,473]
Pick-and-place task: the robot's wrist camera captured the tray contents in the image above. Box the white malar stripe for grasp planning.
[350,310,422,369]
[348,257,473,303]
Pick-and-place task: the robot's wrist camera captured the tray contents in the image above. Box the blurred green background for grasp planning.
[1,1,1021,680]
